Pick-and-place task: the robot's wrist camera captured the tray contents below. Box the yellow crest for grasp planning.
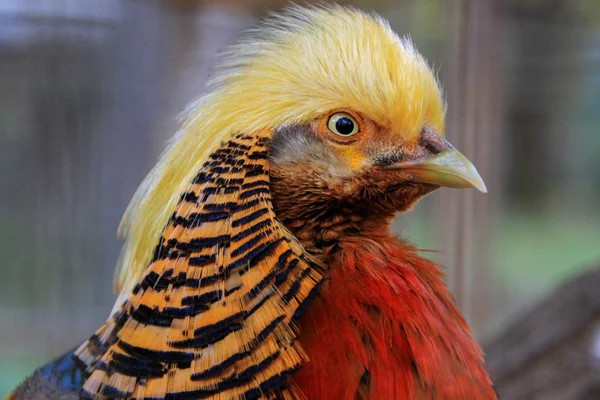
[114,4,444,300]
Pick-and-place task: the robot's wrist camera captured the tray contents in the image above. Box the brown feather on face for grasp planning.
[267,113,439,253]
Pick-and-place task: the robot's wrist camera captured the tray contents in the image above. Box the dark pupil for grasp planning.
[335,117,355,135]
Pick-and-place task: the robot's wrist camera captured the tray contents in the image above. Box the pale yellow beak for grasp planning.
[383,147,487,193]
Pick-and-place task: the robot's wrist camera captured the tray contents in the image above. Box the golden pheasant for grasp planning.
[9,5,496,400]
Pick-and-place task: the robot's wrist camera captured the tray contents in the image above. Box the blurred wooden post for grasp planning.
[486,266,600,400]
[437,0,503,337]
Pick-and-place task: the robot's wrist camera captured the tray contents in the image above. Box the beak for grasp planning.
[382,145,488,193]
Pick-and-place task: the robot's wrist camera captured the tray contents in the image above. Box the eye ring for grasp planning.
[327,112,360,137]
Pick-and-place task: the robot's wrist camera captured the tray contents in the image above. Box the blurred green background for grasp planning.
[1,0,600,397]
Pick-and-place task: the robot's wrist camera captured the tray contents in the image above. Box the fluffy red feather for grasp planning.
[293,233,496,400]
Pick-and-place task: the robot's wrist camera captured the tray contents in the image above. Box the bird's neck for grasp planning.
[275,201,396,258]
[292,233,496,400]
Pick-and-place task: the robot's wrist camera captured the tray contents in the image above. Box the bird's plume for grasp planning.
[114,4,445,301]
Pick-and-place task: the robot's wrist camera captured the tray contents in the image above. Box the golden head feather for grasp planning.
[113,4,446,306]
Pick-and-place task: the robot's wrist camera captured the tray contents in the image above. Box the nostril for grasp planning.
[420,127,446,155]
[425,140,444,155]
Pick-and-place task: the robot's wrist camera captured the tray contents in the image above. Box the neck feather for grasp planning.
[292,234,496,400]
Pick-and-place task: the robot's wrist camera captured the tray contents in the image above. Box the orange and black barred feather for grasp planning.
[74,131,323,399]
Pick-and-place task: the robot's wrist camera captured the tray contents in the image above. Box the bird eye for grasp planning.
[327,113,360,137]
